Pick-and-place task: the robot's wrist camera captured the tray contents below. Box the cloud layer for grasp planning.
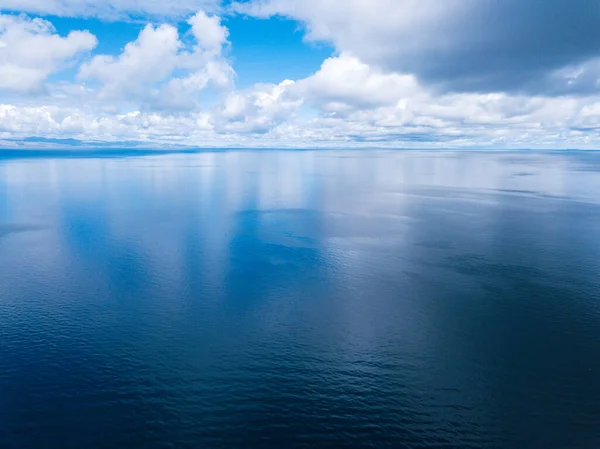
[236,0,600,94]
[0,3,600,149]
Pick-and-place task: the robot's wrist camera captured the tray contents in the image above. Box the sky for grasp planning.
[0,0,599,149]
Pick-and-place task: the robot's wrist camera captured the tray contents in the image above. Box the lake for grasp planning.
[1,149,600,448]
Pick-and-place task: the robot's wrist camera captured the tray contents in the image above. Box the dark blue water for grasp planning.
[1,150,600,448]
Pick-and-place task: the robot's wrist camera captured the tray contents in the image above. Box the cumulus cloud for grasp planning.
[79,11,233,109]
[215,80,302,133]
[187,9,229,53]
[0,14,97,92]
[235,0,600,94]
[294,54,420,114]
[79,23,181,97]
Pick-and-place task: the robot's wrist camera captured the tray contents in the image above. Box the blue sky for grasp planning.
[0,1,599,149]
[46,14,333,87]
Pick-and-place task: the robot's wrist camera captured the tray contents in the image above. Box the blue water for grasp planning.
[1,149,600,448]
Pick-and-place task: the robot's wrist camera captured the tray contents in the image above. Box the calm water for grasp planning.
[1,150,600,448]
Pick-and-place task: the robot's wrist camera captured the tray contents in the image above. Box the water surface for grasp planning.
[1,149,600,448]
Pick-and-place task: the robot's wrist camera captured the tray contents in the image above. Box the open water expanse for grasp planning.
[1,149,600,448]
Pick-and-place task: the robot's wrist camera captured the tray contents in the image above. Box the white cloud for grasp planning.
[188,9,229,53]
[0,103,216,143]
[0,14,97,92]
[78,11,233,109]
[215,80,302,133]
[294,54,420,113]
[79,23,180,98]
[159,60,234,110]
